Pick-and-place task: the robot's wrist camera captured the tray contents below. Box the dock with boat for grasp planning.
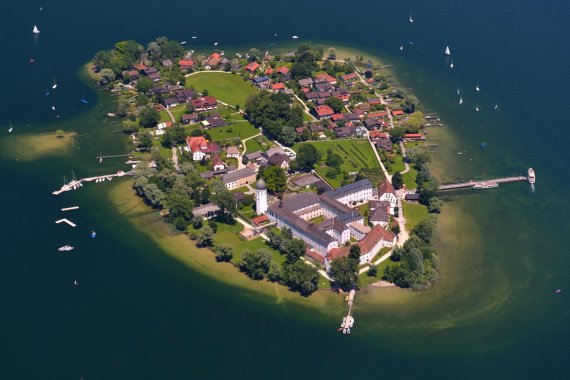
[438,168,535,191]
[338,289,356,335]
[52,170,132,196]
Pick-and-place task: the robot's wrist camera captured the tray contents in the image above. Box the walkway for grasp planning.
[367,135,391,181]
[171,147,180,172]
[291,92,317,122]
[399,141,410,174]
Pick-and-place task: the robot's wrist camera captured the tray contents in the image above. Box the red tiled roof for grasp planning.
[404,133,422,138]
[276,66,289,75]
[368,111,388,118]
[392,109,405,116]
[272,82,285,90]
[178,59,194,68]
[209,52,221,60]
[245,62,260,72]
[341,72,358,81]
[378,180,396,196]
[315,105,334,117]
[252,215,269,225]
[369,130,389,139]
[328,225,395,261]
[265,67,273,75]
[332,113,344,121]
[305,248,326,264]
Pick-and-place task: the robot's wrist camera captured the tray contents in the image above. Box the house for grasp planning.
[378,180,397,213]
[212,156,225,171]
[298,78,314,87]
[368,111,389,119]
[157,121,173,130]
[271,82,285,92]
[315,73,336,84]
[204,115,228,128]
[332,113,344,122]
[178,59,194,69]
[291,173,321,188]
[252,76,269,84]
[315,83,334,93]
[174,89,197,102]
[164,98,179,108]
[244,151,263,163]
[391,109,405,117]
[367,98,382,105]
[226,146,240,158]
[334,125,356,138]
[405,192,421,202]
[326,179,373,205]
[276,66,289,75]
[147,72,161,82]
[266,146,286,157]
[206,52,222,67]
[191,96,218,111]
[222,167,257,190]
[181,113,199,124]
[162,59,173,67]
[122,70,140,81]
[186,136,220,161]
[192,203,221,220]
[348,222,371,241]
[133,63,148,72]
[341,72,358,82]
[268,153,290,170]
[245,62,260,72]
[315,105,334,119]
[375,139,393,151]
[265,66,273,75]
[369,130,390,139]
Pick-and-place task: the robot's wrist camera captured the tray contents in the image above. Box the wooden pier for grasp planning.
[438,175,528,191]
[52,170,133,196]
[56,219,76,227]
[96,153,132,162]
[61,206,79,211]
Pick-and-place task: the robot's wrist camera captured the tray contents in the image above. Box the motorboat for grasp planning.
[527,168,536,184]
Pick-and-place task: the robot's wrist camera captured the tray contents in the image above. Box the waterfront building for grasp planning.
[328,225,397,264]
[192,203,221,220]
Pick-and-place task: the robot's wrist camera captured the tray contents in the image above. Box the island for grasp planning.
[89,38,442,298]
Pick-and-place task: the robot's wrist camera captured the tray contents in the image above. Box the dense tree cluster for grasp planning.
[259,166,287,196]
[294,144,321,172]
[244,91,303,145]
[291,43,323,80]
[382,217,438,289]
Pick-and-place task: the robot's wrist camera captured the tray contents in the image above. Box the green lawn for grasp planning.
[385,154,406,175]
[403,167,418,190]
[213,223,285,265]
[208,118,259,141]
[293,139,380,188]
[402,201,428,231]
[245,138,263,153]
[302,112,313,122]
[359,257,397,287]
[185,72,258,108]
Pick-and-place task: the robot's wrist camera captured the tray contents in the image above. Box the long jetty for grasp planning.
[96,153,132,162]
[52,171,133,196]
[438,175,529,191]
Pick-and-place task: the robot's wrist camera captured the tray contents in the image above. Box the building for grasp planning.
[326,179,373,205]
[268,153,290,170]
[226,146,240,158]
[212,156,225,171]
[255,178,268,215]
[192,203,221,220]
[314,105,334,119]
[276,66,289,75]
[191,96,218,111]
[245,62,260,72]
[186,136,220,161]
[369,200,391,227]
[222,167,256,190]
[328,225,396,264]
[378,180,397,213]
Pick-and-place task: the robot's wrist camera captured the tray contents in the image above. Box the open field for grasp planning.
[185,72,258,108]
[208,119,259,141]
[402,201,429,231]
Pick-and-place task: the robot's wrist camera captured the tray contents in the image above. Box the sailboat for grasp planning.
[456,83,460,95]
[191,36,197,39]
[445,46,451,56]
[81,93,88,104]
[51,106,56,111]
[494,104,499,110]
[52,77,58,89]
[459,93,464,105]
[8,121,13,133]
[213,42,218,46]
[449,58,454,69]
[475,82,480,92]
[33,25,40,34]
[409,12,414,23]
[292,35,299,39]
[180,41,187,45]
[475,106,480,112]
[45,87,50,96]
[400,45,404,51]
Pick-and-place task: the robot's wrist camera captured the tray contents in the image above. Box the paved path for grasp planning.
[358,248,394,275]
[160,104,176,124]
[291,92,317,122]
[367,135,391,181]
[171,147,180,172]
[399,141,410,174]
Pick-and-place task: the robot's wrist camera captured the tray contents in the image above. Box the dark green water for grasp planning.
[1,1,569,378]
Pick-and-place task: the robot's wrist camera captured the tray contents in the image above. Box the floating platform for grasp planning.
[61,206,79,211]
[55,219,76,227]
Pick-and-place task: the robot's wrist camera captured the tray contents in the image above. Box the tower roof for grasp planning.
[256,178,267,190]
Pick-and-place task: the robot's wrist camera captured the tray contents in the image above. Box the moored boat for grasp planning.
[527,168,536,184]
[58,245,74,252]
[473,182,499,189]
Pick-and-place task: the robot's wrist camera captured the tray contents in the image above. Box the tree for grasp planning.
[239,249,273,280]
[392,172,404,190]
[136,77,153,93]
[248,48,261,62]
[136,93,149,107]
[368,265,378,277]
[280,126,296,146]
[139,107,160,128]
[210,180,237,220]
[327,47,337,60]
[402,95,418,114]
[390,126,406,143]
[137,130,153,151]
[99,68,116,84]
[297,144,320,172]
[348,245,361,261]
[412,217,436,245]
[197,226,215,247]
[261,166,287,196]
[330,257,359,291]
[214,245,233,262]
[325,149,343,169]
[428,198,442,214]
[325,97,344,113]
[267,262,282,282]
[282,261,319,296]
[364,70,373,79]
[325,167,338,179]
[285,239,306,263]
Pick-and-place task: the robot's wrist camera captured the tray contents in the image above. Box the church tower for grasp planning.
[255,178,268,215]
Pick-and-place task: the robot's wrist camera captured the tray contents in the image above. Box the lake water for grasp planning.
[1,0,569,378]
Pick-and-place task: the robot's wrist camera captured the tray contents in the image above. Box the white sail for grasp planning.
[459,95,463,105]
[400,45,404,51]
[445,46,451,55]
[33,25,40,34]
[450,59,454,69]
[8,121,13,133]
[409,13,414,23]
[475,82,480,92]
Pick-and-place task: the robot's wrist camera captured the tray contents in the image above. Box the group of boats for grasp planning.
[339,315,355,335]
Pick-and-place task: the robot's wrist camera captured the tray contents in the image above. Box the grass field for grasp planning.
[403,167,418,190]
[402,201,429,231]
[208,119,259,141]
[185,72,258,108]
[293,139,380,188]
[214,223,285,265]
